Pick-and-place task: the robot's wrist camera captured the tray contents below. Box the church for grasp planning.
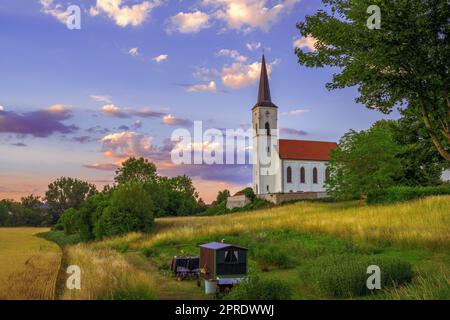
[230,54,337,207]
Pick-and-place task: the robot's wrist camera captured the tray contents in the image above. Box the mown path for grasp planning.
[124,252,206,300]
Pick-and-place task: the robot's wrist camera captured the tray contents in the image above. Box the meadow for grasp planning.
[57,196,450,300]
[0,228,61,299]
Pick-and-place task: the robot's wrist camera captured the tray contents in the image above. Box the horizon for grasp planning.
[0,0,401,203]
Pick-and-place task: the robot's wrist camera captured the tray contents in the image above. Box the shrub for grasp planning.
[58,208,78,235]
[366,184,450,204]
[225,275,293,300]
[94,182,155,239]
[299,254,413,297]
[253,246,296,269]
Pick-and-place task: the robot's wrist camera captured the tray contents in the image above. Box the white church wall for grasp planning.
[282,160,328,193]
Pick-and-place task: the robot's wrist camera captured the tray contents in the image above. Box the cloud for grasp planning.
[0,105,3,111]
[11,142,27,147]
[86,125,110,134]
[217,49,247,62]
[40,0,70,24]
[97,132,174,163]
[89,0,161,27]
[221,59,276,89]
[131,108,166,118]
[72,136,95,143]
[91,95,112,103]
[279,127,308,137]
[100,104,130,118]
[99,105,166,119]
[246,41,261,51]
[281,108,310,116]
[152,54,168,63]
[167,11,211,34]
[0,105,77,137]
[128,47,139,57]
[133,120,142,129]
[293,36,317,51]
[203,0,300,32]
[83,163,119,171]
[162,114,192,126]
[192,67,221,81]
[185,81,218,93]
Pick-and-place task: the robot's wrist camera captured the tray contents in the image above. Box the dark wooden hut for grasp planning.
[199,242,247,281]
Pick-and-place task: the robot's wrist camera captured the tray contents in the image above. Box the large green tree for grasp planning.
[95,182,154,239]
[45,177,97,223]
[326,123,404,199]
[114,157,157,185]
[296,0,449,161]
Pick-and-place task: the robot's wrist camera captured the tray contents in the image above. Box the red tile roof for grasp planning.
[278,139,337,161]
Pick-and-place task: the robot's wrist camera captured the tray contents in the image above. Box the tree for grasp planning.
[388,110,448,186]
[326,123,404,199]
[95,182,154,239]
[115,157,157,185]
[45,177,97,223]
[215,189,230,205]
[58,208,78,235]
[163,175,201,216]
[296,0,449,161]
[77,192,111,241]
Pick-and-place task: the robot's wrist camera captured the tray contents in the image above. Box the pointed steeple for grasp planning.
[255,53,277,108]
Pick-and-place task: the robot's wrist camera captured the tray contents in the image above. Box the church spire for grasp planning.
[255,53,277,108]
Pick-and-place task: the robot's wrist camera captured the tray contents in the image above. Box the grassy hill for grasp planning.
[59,196,450,300]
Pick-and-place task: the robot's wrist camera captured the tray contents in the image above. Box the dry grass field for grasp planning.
[57,196,448,299]
[97,195,450,251]
[0,228,61,300]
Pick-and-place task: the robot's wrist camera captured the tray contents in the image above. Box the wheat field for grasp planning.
[0,228,61,300]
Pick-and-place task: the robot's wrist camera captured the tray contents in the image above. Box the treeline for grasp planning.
[0,195,51,227]
[326,110,450,200]
[1,157,206,236]
[56,157,206,241]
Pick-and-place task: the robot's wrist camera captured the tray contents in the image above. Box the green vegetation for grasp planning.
[201,188,272,216]
[367,185,450,204]
[42,196,449,299]
[296,0,450,162]
[45,177,97,223]
[225,275,293,300]
[0,195,51,227]
[299,254,413,298]
[37,230,81,248]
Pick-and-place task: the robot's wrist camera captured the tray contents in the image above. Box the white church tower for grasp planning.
[252,54,282,195]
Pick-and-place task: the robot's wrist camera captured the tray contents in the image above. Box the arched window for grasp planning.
[265,122,270,136]
[313,167,318,184]
[287,166,292,183]
[300,167,305,183]
[325,167,330,181]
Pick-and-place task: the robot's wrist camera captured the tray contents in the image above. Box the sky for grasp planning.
[0,0,400,203]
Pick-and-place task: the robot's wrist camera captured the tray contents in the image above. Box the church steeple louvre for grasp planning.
[255,53,278,108]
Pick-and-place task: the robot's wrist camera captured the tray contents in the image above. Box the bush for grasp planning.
[58,208,78,235]
[253,246,296,269]
[366,184,450,204]
[94,182,155,239]
[299,254,413,297]
[225,275,293,300]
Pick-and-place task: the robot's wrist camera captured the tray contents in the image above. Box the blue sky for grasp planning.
[0,0,400,202]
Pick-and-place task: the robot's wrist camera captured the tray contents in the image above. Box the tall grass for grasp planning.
[60,244,157,300]
[106,196,449,251]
